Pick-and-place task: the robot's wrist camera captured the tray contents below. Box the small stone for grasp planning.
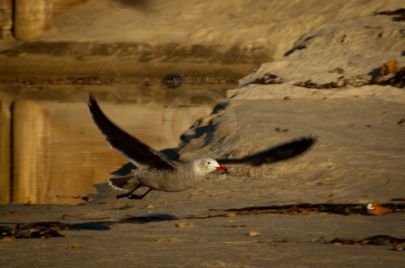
[380,59,398,76]
[248,231,260,237]
[366,203,392,216]
[175,221,195,229]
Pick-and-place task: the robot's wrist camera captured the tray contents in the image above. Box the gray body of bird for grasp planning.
[109,158,221,193]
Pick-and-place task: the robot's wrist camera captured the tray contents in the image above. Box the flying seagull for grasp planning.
[88,94,315,200]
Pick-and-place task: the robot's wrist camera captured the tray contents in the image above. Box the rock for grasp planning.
[247,231,260,237]
[175,221,196,229]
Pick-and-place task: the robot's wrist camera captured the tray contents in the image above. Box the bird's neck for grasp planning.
[191,161,210,178]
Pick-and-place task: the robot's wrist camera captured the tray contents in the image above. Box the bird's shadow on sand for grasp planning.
[0,213,180,235]
[69,221,112,231]
[120,213,178,224]
[47,214,179,233]
[68,214,179,230]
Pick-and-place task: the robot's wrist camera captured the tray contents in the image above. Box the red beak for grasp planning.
[216,165,228,173]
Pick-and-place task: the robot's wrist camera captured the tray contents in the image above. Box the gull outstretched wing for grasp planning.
[88,94,175,170]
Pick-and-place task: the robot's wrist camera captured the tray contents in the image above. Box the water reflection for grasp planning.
[0,81,230,204]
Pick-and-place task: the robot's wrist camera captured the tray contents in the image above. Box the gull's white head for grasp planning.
[195,158,227,176]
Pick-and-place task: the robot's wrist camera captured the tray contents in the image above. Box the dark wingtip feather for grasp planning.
[88,93,97,109]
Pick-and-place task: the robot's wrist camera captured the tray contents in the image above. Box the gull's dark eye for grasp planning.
[207,161,211,165]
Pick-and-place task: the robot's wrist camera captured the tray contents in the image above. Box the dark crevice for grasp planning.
[284,44,307,57]
[375,8,405,21]
[220,203,405,216]
[240,72,283,87]
[294,80,345,89]
[328,235,405,251]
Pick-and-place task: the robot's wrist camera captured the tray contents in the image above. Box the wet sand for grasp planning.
[0,201,404,268]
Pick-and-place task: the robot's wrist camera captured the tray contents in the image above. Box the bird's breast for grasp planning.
[138,169,197,192]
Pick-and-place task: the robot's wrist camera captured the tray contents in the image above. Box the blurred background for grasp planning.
[0,0,402,204]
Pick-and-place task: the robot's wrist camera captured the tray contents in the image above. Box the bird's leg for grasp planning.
[116,184,142,199]
[128,188,152,200]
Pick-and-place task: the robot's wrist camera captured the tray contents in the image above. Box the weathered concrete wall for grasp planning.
[0,0,13,39]
[0,101,11,203]
[12,100,50,204]
[53,0,88,14]
[14,0,53,40]
[9,0,87,40]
